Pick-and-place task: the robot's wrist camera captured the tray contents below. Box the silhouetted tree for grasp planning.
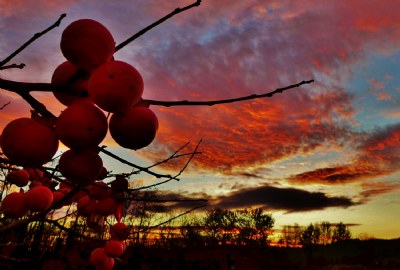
[281,223,302,247]
[332,222,351,242]
[203,208,237,245]
[319,221,332,245]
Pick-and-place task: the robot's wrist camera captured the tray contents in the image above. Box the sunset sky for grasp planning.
[1,0,400,239]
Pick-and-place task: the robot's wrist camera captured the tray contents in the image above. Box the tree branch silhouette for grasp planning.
[145,79,314,107]
[0,102,10,110]
[0,13,66,68]
[0,63,25,70]
[115,0,202,52]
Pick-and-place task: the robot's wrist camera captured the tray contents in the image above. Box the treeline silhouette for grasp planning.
[2,206,399,270]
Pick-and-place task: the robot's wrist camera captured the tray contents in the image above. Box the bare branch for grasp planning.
[0,63,25,70]
[0,78,313,113]
[99,146,175,179]
[0,14,66,68]
[0,101,11,110]
[146,141,202,170]
[131,140,202,191]
[145,79,314,107]
[173,139,202,179]
[141,204,207,231]
[130,197,207,203]
[115,0,202,52]
[23,93,57,119]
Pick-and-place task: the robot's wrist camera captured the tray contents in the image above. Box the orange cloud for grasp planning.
[368,79,385,91]
[359,181,400,201]
[143,88,355,173]
[288,123,400,185]
[129,0,400,175]
[2,0,400,180]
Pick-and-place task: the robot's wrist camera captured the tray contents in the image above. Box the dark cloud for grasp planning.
[132,186,356,213]
[133,190,209,213]
[213,185,356,212]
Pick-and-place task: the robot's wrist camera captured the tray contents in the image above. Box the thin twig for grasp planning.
[0,14,66,68]
[173,139,202,179]
[141,204,207,231]
[130,197,208,203]
[146,142,202,170]
[0,101,11,110]
[131,140,202,191]
[145,80,314,107]
[0,63,25,70]
[99,147,175,179]
[115,0,202,52]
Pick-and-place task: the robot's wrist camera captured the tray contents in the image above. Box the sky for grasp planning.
[1,0,400,239]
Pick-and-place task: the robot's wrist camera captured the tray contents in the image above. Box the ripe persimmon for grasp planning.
[109,222,130,240]
[0,192,27,218]
[104,240,126,257]
[77,195,96,217]
[25,186,54,212]
[109,106,158,150]
[88,181,109,200]
[60,19,115,71]
[55,99,108,150]
[1,118,59,166]
[95,198,119,217]
[6,169,30,187]
[58,149,103,184]
[88,60,143,113]
[51,61,90,106]
[90,248,114,270]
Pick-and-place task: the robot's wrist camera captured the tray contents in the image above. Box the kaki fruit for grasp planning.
[1,118,59,166]
[24,186,54,213]
[51,61,90,106]
[109,106,158,150]
[88,181,109,200]
[6,169,30,187]
[88,60,144,113]
[0,192,27,218]
[96,166,108,180]
[58,149,103,184]
[90,248,114,270]
[52,191,66,209]
[24,167,44,182]
[109,222,130,241]
[60,19,115,71]
[55,99,108,150]
[104,240,126,257]
[110,175,129,192]
[77,195,96,217]
[95,198,119,217]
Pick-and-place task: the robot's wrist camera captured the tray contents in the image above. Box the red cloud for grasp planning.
[368,79,385,91]
[132,0,400,174]
[2,1,400,178]
[289,123,400,186]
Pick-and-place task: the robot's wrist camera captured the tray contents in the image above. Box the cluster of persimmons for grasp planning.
[0,19,159,269]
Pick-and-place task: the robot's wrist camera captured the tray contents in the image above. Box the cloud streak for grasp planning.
[288,123,400,196]
[153,185,356,213]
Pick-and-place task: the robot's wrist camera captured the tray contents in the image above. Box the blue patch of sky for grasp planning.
[196,20,232,45]
[347,50,400,131]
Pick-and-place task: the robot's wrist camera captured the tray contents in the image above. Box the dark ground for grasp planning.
[113,238,400,270]
[1,238,399,269]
